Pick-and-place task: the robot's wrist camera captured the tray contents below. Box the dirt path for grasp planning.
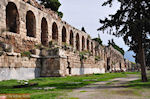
[63,74,150,99]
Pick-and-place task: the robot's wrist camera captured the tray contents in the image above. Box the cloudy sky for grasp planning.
[59,0,129,51]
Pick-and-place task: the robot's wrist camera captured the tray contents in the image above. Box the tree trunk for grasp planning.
[138,39,148,82]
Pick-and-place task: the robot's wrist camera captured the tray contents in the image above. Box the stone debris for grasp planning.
[32,87,56,90]
[83,79,97,82]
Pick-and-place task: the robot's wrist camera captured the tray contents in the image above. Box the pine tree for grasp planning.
[98,0,150,82]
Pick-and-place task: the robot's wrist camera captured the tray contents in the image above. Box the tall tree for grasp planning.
[98,0,150,82]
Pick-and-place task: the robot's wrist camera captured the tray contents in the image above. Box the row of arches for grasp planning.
[5,2,94,52]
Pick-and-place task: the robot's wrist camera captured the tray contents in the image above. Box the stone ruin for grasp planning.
[0,0,130,81]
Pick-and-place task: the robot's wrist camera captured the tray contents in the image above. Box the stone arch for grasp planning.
[87,39,89,50]
[26,10,36,37]
[69,30,74,46]
[52,22,58,41]
[41,17,48,46]
[62,26,67,43]
[6,2,20,33]
[76,33,80,51]
[82,36,85,51]
[91,42,93,53]
[119,62,122,70]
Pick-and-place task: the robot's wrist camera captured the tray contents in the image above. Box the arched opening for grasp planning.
[62,26,67,43]
[41,18,48,46]
[52,22,58,41]
[6,2,19,33]
[26,10,36,37]
[69,30,74,46]
[82,36,85,51]
[107,58,111,71]
[119,62,122,70]
[76,33,80,51]
[91,42,93,53]
[87,39,89,51]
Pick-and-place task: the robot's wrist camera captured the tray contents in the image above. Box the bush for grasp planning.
[21,51,31,58]
[95,56,101,61]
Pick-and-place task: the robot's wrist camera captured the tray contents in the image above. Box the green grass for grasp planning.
[127,79,150,89]
[127,71,150,89]
[80,90,87,92]
[0,72,139,99]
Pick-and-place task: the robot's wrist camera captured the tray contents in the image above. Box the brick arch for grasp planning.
[82,36,85,51]
[69,30,74,46]
[41,17,48,46]
[87,39,89,51]
[6,2,20,34]
[26,10,36,37]
[52,22,58,41]
[62,26,67,43]
[76,33,80,51]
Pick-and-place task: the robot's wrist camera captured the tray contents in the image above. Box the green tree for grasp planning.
[39,0,63,18]
[98,0,150,82]
[81,27,86,33]
[92,34,103,45]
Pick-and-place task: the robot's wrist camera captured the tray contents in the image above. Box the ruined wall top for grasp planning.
[106,45,124,59]
[22,0,88,36]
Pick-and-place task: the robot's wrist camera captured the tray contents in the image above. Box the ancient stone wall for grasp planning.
[104,45,126,72]
[40,48,105,77]
[0,0,95,54]
[0,52,41,80]
[0,0,127,81]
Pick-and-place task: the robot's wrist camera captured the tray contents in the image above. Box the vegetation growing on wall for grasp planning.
[92,38,102,45]
[39,0,63,18]
[21,51,31,58]
[79,50,90,60]
[108,39,124,55]
[95,56,101,61]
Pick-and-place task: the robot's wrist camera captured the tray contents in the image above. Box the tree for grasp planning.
[39,0,63,18]
[98,0,150,82]
[92,33,103,45]
[81,27,86,33]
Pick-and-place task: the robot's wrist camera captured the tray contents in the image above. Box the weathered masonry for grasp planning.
[0,0,127,81]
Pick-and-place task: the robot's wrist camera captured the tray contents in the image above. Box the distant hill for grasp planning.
[124,51,135,62]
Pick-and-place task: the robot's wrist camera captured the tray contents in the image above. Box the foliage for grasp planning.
[35,44,44,50]
[95,56,101,61]
[0,72,133,98]
[39,0,61,11]
[81,27,86,33]
[39,0,63,18]
[108,39,124,55]
[21,51,31,58]
[98,0,150,81]
[79,51,89,60]
[88,35,91,39]
[92,38,102,45]
[57,11,63,18]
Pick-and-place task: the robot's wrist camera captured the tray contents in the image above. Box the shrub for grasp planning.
[21,51,31,58]
[95,56,101,61]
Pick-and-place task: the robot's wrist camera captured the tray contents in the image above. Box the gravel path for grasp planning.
[63,74,150,99]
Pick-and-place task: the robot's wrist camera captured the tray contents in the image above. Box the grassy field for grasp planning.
[128,71,150,89]
[0,72,141,99]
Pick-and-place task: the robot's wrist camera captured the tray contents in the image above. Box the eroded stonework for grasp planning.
[0,0,130,81]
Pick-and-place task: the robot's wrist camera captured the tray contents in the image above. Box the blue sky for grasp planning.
[59,0,129,51]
